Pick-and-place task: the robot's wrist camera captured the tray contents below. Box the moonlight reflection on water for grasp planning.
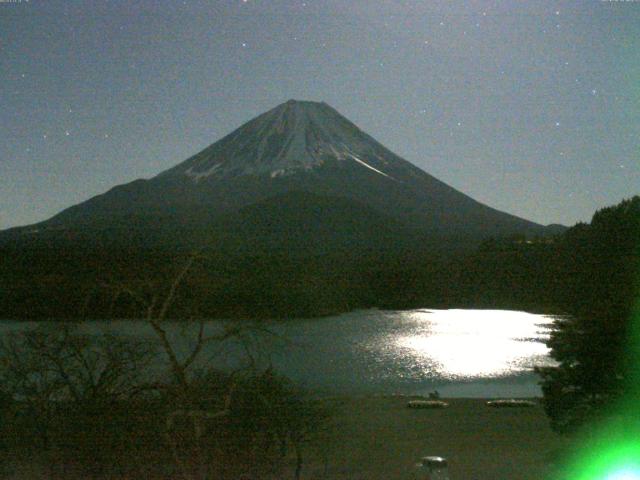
[394,310,553,380]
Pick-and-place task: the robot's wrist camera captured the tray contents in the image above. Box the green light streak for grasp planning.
[557,283,640,480]
[558,417,640,480]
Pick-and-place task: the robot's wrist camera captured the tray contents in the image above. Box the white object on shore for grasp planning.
[415,456,450,480]
[486,399,536,408]
[407,400,449,409]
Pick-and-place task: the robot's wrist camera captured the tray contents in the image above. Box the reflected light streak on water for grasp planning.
[393,310,553,380]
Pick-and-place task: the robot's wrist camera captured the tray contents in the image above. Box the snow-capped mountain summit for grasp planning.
[161,99,396,182]
[4,100,556,243]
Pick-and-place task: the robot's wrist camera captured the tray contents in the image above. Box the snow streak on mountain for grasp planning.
[161,100,398,182]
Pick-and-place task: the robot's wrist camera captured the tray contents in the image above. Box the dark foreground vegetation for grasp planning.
[537,196,640,434]
[0,196,637,477]
[0,323,329,479]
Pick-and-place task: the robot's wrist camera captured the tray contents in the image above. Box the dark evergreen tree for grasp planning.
[537,196,640,433]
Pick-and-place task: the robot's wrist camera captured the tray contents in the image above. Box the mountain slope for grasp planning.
[0,100,574,319]
[3,100,557,244]
[212,190,423,256]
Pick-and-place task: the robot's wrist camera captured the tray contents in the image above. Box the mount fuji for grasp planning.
[4,100,557,247]
[1,100,567,319]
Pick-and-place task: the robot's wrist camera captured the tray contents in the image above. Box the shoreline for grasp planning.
[299,395,567,480]
[0,304,564,322]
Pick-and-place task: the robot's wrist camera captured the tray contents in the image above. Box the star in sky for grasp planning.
[0,0,637,230]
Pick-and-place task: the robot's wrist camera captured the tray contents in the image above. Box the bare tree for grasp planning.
[103,253,328,479]
[109,256,228,385]
[0,324,156,450]
[104,254,272,477]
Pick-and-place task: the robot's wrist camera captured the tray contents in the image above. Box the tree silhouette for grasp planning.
[537,196,640,433]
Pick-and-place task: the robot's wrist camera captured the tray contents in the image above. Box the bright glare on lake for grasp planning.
[396,310,552,379]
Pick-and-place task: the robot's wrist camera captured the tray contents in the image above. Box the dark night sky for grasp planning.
[1,0,638,230]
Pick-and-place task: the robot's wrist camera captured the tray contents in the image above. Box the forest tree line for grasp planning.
[0,197,637,321]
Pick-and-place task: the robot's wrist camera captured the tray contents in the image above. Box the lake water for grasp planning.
[0,309,556,398]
